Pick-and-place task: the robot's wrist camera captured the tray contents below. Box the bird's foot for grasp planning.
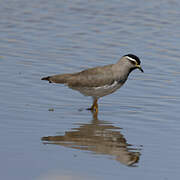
[87,98,98,113]
[86,107,93,111]
[86,105,98,114]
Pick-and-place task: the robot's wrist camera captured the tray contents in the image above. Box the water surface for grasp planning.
[0,0,180,180]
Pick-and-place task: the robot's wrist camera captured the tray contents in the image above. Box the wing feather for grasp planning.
[67,64,114,87]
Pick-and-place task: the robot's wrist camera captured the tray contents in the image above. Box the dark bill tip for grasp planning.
[138,67,144,73]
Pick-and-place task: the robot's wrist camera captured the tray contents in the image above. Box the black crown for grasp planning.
[124,54,141,65]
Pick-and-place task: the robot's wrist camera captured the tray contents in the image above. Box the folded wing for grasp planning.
[41,64,114,87]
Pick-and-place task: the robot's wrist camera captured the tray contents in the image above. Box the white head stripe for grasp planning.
[125,56,137,63]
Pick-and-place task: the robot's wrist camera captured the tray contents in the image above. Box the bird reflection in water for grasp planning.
[41,112,141,166]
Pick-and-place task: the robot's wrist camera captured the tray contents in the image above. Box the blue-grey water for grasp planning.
[1,0,180,179]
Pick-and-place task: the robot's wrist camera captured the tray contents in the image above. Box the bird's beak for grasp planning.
[136,64,144,73]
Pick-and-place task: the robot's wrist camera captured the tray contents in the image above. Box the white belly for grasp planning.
[70,81,124,98]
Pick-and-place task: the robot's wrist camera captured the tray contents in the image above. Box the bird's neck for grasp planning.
[112,62,131,81]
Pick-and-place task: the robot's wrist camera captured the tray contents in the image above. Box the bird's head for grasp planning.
[123,54,144,73]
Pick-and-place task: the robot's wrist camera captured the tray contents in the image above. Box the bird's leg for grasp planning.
[87,98,98,113]
[92,109,98,120]
[93,99,98,113]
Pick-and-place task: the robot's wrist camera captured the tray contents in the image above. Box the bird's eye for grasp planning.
[129,60,136,65]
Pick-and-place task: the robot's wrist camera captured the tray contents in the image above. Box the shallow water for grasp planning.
[1,0,180,179]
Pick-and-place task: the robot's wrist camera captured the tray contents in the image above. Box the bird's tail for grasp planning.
[41,76,52,83]
[41,74,72,84]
